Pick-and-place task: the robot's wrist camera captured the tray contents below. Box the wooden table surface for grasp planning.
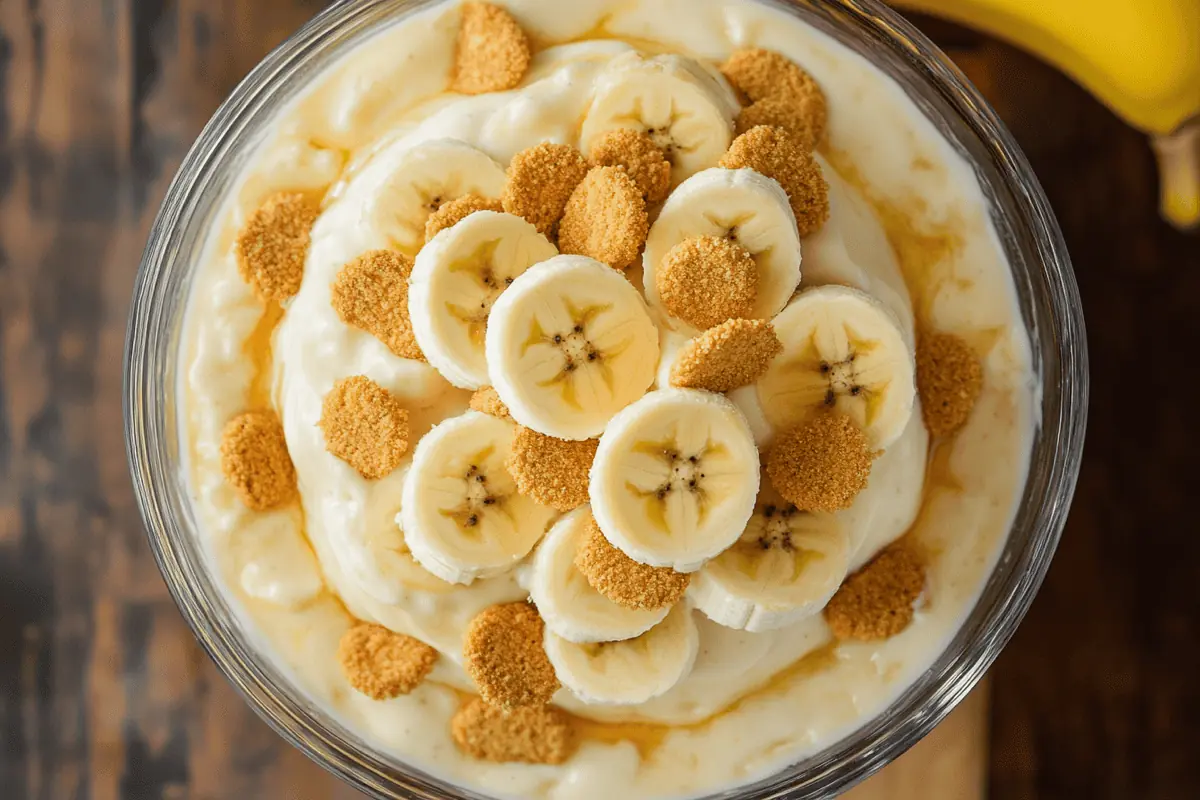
[1,2,1197,799]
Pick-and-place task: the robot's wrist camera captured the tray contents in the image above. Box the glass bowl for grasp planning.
[124,0,1088,797]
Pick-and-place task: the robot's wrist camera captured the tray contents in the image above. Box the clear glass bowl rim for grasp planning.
[123,0,1088,798]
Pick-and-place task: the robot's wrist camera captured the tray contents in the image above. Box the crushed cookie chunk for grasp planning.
[656,236,758,329]
[575,517,690,610]
[825,545,925,640]
[766,413,873,512]
[235,192,320,301]
[331,250,423,361]
[319,376,410,480]
[670,318,782,393]
[502,142,591,237]
[220,410,297,511]
[425,194,504,242]
[736,95,826,153]
[506,427,597,512]
[557,166,649,271]
[338,622,438,700]
[588,128,672,203]
[463,602,559,710]
[720,125,829,237]
[721,48,828,149]
[452,2,531,95]
[451,697,576,764]
[469,386,511,420]
[916,331,983,437]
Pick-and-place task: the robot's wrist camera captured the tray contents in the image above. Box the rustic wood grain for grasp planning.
[0,2,1196,799]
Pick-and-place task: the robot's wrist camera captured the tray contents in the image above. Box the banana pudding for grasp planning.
[181,0,1036,797]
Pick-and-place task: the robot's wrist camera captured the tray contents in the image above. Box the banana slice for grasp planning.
[485,255,659,440]
[589,388,760,572]
[409,211,558,389]
[544,603,699,705]
[580,52,738,186]
[757,285,916,450]
[368,139,508,255]
[690,475,850,632]
[400,411,556,584]
[643,168,801,327]
[529,508,669,644]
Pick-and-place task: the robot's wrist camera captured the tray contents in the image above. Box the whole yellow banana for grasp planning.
[890,0,1200,229]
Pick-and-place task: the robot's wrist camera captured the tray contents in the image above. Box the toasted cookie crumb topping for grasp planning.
[503,142,591,236]
[469,386,511,420]
[557,166,649,271]
[670,318,782,393]
[722,48,828,150]
[766,414,873,512]
[319,376,410,480]
[588,129,672,203]
[720,125,829,237]
[825,545,925,640]
[507,427,597,512]
[575,517,691,610]
[338,622,438,700]
[452,697,576,764]
[331,250,423,361]
[656,236,758,329]
[736,95,826,153]
[452,2,531,95]
[235,192,320,302]
[464,602,560,709]
[425,194,504,242]
[916,331,983,437]
[220,410,297,511]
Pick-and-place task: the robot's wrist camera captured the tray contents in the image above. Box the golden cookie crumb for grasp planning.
[720,125,829,237]
[506,427,597,512]
[452,2,531,95]
[425,194,504,242]
[655,236,758,329]
[452,697,576,765]
[670,319,782,393]
[557,166,649,271]
[319,376,410,480]
[736,96,826,153]
[331,250,423,361]
[338,622,438,700]
[464,602,559,710]
[766,414,873,512]
[588,129,672,203]
[575,517,690,610]
[722,48,828,149]
[916,331,983,437]
[220,410,297,511]
[469,386,511,420]
[503,142,591,236]
[235,192,320,302]
[825,545,925,640]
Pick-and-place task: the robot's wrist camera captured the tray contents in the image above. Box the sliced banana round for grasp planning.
[580,52,738,186]
[589,388,760,572]
[757,285,915,450]
[368,139,508,255]
[485,255,659,440]
[690,475,850,632]
[529,508,669,644]
[544,603,699,705]
[409,211,558,389]
[643,168,801,328]
[400,411,556,585]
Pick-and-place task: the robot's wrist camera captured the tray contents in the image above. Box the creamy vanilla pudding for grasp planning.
[181,0,1037,797]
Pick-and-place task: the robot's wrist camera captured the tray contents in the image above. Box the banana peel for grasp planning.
[890,0,1200,229]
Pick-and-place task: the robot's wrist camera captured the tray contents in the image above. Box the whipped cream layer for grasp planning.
[180,0,1036,797]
